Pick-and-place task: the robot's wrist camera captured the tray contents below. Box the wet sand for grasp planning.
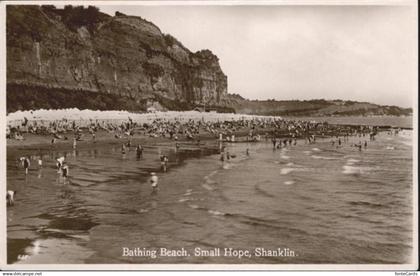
[6,129,413,264]
[6,114,413,264]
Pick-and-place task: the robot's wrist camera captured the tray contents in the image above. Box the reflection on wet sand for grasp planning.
[7,130,413,264]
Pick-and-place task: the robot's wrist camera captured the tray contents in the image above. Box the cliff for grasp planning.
[6,5,228,113]
[6,5,411,117]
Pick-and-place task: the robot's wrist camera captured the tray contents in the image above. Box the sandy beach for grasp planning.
[6,109,277,151]
[6,108,407,161]
[6,116,413,265]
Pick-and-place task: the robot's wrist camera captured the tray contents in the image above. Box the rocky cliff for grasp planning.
[6,5,228,112]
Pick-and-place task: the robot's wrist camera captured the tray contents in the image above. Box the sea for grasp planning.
[6,116,414,264]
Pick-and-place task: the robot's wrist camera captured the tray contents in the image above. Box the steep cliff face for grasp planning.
[6,5,228,112]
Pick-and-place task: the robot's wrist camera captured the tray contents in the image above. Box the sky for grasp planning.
[98,4,417,108]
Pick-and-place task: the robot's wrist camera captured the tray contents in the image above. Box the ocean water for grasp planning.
[7,130,413,264]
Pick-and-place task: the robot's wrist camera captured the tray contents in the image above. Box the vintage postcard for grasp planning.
[0,0,418,271]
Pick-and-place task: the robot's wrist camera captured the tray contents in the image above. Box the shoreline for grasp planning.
[5,112,413,265]
[5,126,388,152]
[6,122,413,265]
[6,110,411,160]
[6,130,222,157]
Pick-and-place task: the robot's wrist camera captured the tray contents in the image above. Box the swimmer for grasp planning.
[150,172,158,193]
[121,143,126,154]
[364,141,368,149]
[73,137,77,149]
[246,148,250,156]
[38,158,43,168]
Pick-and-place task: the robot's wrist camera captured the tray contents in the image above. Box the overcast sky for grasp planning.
[98,4,416,108]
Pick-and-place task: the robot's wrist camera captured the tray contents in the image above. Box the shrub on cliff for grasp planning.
[62,5,102,33]
[41,5,107,33]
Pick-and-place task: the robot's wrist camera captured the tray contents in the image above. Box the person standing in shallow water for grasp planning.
[150,172,158,194]
[160,155,169,172]
[61,163,69,178]
[22,157,30,175]
[121,143,126,155]
[136,145,143,158]
[56,156,65,173]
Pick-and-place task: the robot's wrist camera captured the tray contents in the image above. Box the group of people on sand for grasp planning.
[8,114,383,145]
[8,115,390,204]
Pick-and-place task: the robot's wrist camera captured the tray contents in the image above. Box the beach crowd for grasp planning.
[7,114,391,204]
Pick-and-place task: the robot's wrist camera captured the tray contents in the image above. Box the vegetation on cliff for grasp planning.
[225,95,412,117]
